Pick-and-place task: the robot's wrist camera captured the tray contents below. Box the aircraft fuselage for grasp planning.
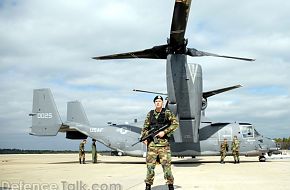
[64,120,277,159]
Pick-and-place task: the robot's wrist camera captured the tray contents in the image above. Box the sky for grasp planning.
[0,0,289,150]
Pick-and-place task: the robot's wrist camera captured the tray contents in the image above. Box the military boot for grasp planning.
[83,159,86,164]
[79,158,81,164]
[145,183,151,190]
[168,184,174,190]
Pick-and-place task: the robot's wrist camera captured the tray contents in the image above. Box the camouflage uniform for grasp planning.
[92,139,97,163]
[79,140,86,164]
[141,108,179,185]
[231,136,240,163]
[220,139,229,164]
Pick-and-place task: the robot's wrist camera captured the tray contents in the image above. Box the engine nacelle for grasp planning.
[168,103,177,115]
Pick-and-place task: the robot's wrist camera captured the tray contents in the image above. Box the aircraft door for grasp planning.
[218,125,233,142]
[217,125,233,153]
[239,125,257,152]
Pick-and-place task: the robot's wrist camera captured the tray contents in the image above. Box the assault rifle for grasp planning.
[131,124,169,147]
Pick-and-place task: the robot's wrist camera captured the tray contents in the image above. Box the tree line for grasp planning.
[273,137,290,150]
[0,149,78,154]
[0,149,111,154]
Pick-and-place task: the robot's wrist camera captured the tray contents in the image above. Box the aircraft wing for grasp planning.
[203,85,242,99]
[132,85,242,99]
[133,89,167,96]
[92,45,168,60]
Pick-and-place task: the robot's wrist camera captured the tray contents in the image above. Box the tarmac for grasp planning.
[1,153,290,190]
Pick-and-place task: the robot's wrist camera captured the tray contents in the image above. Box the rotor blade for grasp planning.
[92,45,168,60]
[203,85,242,99]
[170,0,192,47]
[133,89,167,96]
[187,48,255,61]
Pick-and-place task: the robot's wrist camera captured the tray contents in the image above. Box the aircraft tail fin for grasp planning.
[67,101,89,125]
[29,89,62,136]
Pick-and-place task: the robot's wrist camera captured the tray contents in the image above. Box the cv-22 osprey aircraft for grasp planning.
[29,0,279,161]
[30,88,278,162]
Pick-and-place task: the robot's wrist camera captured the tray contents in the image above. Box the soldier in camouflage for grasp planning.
[141,95,179,190]
[92,139,98,163]
[231,135,240,164]
[220,138,229,164]
[79,139,86,164]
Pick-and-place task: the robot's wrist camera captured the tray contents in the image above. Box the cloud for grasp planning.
[0,0,289,150]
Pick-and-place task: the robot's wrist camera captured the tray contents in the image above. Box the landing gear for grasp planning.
[259,156,266,162]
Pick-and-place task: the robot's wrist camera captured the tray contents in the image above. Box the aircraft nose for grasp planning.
[264,138,276,148]
[258,138,275,150]
[261,137,281,155]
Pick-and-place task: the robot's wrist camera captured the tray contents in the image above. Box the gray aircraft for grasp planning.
[29,88,278,162]
[29,0,279,161]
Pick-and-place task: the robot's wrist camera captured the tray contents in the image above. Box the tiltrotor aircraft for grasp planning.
[29,0,279,161]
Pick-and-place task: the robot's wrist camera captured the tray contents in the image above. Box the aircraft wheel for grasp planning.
[267,152,272,157]
[259,156,266,162]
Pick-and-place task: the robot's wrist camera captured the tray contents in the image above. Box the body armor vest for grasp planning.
[149,108,170,127]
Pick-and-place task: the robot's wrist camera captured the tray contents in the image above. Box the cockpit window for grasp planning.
[241,125,254,138]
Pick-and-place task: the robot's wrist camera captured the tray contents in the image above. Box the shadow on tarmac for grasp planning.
[48,160,145,165]
[152,185,182,189]
[48,158,261,165]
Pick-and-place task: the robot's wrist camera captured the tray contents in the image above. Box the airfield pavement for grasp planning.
[1,153,290,190]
